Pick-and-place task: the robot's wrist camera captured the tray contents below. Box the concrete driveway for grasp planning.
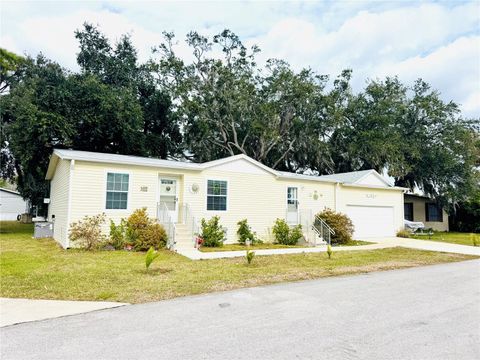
[363,237,480,256]
[0,298,128,327]
[1,259,479,360]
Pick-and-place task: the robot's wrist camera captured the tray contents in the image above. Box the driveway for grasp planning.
[365,237,480,256]
[1,260,479,360]
[0,298,128,327]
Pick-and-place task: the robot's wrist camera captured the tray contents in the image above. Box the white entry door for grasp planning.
[345,205,395,238]
[286,187,299,224]
[159,178,179,222]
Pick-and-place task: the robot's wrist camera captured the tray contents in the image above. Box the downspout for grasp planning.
[65,159,75,248]
[334,182,340,211]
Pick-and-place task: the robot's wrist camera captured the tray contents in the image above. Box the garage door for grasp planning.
[345,205,395,238]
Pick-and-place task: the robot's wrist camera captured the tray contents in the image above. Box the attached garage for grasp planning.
[345,205,396,238]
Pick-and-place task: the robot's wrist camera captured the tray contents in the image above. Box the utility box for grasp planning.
[34,222,53,238]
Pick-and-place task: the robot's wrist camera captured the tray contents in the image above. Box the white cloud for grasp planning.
[1,0,479,116]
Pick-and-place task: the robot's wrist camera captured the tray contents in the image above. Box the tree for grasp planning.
[0,48,25,93]
[153,30,332,170]
[75,23,182,158]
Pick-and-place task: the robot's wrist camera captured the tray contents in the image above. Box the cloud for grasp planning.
[1,0,478,116]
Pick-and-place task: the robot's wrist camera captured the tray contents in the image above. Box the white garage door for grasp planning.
[345,205,395,238]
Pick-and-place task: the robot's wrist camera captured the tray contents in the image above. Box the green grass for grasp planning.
[0,221,476,304]
[200,240,373,252]
[411,232,480,247]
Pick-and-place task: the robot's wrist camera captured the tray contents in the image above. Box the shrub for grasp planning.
[126,208,167,251]
[272,219,303,245]
[272,219,290,244]
[69,213,107,250]
[317,209,354,245]
[199,216,226,247]
[289,224,303,245]
[246,250,255,265]
[134,223,167,251]
[109,219,127,250]
[396,229,411,238]
[237,219,262,245]
[145,247,161,271]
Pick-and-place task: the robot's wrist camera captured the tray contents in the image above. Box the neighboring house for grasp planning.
[0,188,28,221]
[45,149,407,249]
[404,194,449,232]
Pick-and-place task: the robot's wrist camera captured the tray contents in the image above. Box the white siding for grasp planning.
[0,190,27,220]
[48,159,71,247]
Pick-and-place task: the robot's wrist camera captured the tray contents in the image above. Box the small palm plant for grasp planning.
[471,234,479,247]
[145,247,160,272]
[246,250,255,265]
[327,244,333,259]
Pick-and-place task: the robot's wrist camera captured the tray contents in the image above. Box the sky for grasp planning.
[1,0,479,117]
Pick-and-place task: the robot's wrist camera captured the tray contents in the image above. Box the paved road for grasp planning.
[2,260,479,360]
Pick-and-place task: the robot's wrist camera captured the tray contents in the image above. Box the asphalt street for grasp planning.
[1,259,479,360]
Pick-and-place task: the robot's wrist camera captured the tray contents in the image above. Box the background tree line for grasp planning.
[1,24,478,229]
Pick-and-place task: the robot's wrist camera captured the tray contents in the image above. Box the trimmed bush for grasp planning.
[317,209,354,245]
[127,208,168,251]
[237,219,262,245]
[272,219,303,245]
[199,216,226,247]
[396,229,411,238]
[69,213,107,250]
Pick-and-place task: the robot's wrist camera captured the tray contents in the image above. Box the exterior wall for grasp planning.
[336,185,405,235]
[404,195,449,231]
[51,158,404,247]
[47,159,71,247]
[0,190,27,221]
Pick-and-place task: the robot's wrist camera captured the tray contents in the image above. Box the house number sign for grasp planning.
[366,193,376,199]
[140,186,148,192]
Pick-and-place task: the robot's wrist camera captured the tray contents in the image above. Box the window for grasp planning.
[426,203,443,222]
[207,180,227,211]
[106,173,129,209]
[404,203,413,221]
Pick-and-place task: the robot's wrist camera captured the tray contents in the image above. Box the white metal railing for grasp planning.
[313,214,335,245]
[157,202,176,250]
[180,203,199,246]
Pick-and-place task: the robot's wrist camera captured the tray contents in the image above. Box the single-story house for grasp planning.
[45,149,407,249]
[404,194,449,232]
[0,188,28,221]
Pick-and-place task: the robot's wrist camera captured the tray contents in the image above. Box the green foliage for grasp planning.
[396,229,411,238]
[471,234,479,247]
[145,247,161,271]
[126,208,167,251]
[109,219,127,250]
[69,213,107,250]
[2,25,478,212]
[327,244,333,259]
[246,250,255,265]
[272,219,303,245]
[199,216,226,247]
[236,219,261,245]
[450,188,480,233]
[317,209,354,245]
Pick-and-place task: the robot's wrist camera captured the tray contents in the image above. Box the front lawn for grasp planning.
[0,221,476,304]
[200,240,373,252]
[411,232,479,247]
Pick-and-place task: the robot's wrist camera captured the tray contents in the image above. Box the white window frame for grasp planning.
[206,178,228,212]
[104,170,132,212]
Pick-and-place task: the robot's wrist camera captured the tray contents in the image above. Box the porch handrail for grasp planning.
[181,203,199,246]
[157,202,176,250]
[313,214,335,245]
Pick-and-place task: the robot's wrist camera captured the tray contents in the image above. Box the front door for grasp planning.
[286,186,299,224]
[159,178,179,222]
